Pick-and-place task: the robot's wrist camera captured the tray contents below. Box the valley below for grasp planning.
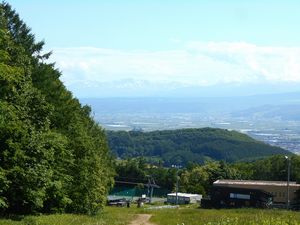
[81,95,300,154]
[100,113,300,154]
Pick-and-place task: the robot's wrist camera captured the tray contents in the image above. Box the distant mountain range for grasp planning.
[232,104,300,121]
[80,91,300,118]
[75,82,300,99]
[106,128,291,166]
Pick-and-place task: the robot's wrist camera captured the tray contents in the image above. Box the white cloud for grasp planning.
[50,42,300,92]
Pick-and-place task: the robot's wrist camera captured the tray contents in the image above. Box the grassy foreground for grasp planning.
[1,205,300,225]
[0,207,136,225]
[149,205,300,225]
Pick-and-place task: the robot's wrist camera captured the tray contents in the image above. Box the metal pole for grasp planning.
[285,156,291,209]
[150,186,153,203]
[287,157,290,210]
[150,177,154,204]
[147,176,150,197]
[176,167,179,205]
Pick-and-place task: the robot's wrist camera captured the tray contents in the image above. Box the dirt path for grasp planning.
[129,214,156,225]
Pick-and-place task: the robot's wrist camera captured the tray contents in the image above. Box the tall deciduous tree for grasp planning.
[0,2,114,215]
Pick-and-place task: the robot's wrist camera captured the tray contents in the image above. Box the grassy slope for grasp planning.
[1,205,300,225]
[150,206,300,225]
[0,207,135,225]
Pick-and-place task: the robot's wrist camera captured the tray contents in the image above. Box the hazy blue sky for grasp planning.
[8,0,300,97]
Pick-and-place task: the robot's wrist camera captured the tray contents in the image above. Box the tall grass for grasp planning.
[149,207,300,225]
[0,207,136,225]
[0,205,300,225]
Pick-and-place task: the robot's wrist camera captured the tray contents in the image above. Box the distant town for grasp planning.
[80,95,300,155]
[96,112,300,154]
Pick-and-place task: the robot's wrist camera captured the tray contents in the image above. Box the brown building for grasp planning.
[213,179,300,204]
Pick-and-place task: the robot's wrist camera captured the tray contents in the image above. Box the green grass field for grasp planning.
[1,205,300,225]
[149,205,300,225]
[0,207,136,225]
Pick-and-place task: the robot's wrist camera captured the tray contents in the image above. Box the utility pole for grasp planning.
[147,176,151,202]
[176,168,179,205]
[150,177,155,203]
[285,156,291,210]
[172,165,181,205]
[147,175,156,203]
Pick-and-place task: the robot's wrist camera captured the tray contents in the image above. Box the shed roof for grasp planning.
[214,179,300,187]
[167,192,202,198]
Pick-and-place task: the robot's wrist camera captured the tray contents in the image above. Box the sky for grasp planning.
[7,0,300,97]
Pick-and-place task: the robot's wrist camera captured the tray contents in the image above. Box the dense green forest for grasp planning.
[107,128,290,166]
[116,155,300,197]
[0,3,114,215]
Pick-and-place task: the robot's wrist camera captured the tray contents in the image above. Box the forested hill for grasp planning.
[107,128,291,166]
[0,3,113,215]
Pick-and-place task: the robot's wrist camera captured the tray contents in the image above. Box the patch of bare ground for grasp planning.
[129,214,156,225]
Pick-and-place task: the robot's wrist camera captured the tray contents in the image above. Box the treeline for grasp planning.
[115,158,177,191]
[115,155,300,197]
[0,3,113,214]
[107,128,290,166]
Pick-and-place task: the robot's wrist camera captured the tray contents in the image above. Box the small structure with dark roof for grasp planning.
[201,186,273,209]
[213,179,300,204]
